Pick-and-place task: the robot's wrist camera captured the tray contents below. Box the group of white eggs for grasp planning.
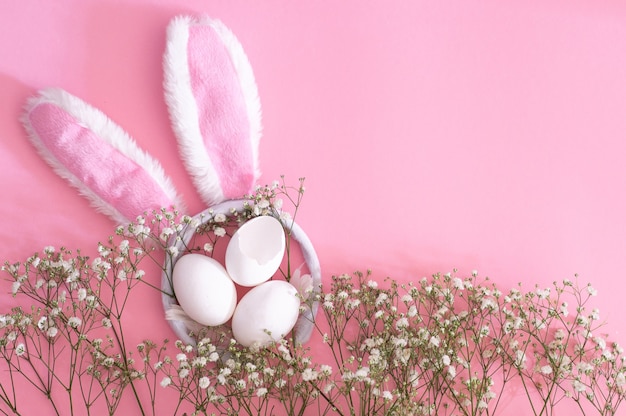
[172,215,301,347]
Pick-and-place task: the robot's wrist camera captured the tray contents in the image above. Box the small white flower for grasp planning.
[176,353,187,362]
[167,246,179,257]
[590,309,600,321]
[256,387,268,397]
[514,350,527,368]
[536,287,550,299]
[67,317,82,329]
[11,281,20,295]
[214,213,227,223]
[203,243,213,253]
[540,365,553,375]
[199,376,210,389]
[481,298,497,310]
[355,367,369,379]
[214,227,226,237]
[46,327,58,338]
[192,357,207,367]
[587,285,598,296]
[77,288,87,302]
[452,277,464,289]
[382,390,393,400]
[572,379,586,392]
[429,336,440,348]
[102,318,112,328]
[395,317,409,330]
[117,270,127,281]
[179,368,189,378]
[160,377,172,388]
[375,293,388,306]
[119,239,129,253]
[320,364,333,376]
[37,316,48,330]
[290,268,314,300]
[15,343,26,356]
[594,337,607,351]
[159,227,174,241]
[302,368,318,381]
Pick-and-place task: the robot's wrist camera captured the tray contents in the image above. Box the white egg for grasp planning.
[225,215,286,287]
[231,280,300,347]
[172,254,237,326]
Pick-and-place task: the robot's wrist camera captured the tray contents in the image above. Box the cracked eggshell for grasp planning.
[225,215,286,287]
[173,254,237,326]
[231,280,300,347]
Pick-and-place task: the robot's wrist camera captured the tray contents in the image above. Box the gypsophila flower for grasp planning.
[15,343,26,356]
[302,368,318,381]
[67,317,82,329]
[540,365,553,375]
[395,317,409,330]
[199,377,210,389]
[429,336,440,348]
[591,308,600,321]
[1,187,624,416]
[587,284,598,296]
[573,379,586,392]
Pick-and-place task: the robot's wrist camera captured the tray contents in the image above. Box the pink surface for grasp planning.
[1,1,626,414]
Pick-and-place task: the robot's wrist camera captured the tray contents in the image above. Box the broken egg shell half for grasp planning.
[225,215,286,287]
[172,254,237,326]
[231,280,300,347]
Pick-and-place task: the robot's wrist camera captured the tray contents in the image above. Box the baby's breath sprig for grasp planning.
[1,180,626,415]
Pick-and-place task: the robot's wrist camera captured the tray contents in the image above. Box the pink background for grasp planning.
[2,1,626,414]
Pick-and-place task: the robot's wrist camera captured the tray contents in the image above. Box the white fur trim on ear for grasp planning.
[164,15,262,206]
[22,88,184,224]
[164,16,224,205]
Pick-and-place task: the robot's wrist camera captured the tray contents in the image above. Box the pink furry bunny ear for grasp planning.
[22,88,183,224]
[164,15,262,206]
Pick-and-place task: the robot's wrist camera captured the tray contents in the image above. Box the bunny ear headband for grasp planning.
[21,15,321,347]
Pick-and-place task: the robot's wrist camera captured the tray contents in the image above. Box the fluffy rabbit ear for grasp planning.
[164,15,262,206]
[22,88,184,224]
